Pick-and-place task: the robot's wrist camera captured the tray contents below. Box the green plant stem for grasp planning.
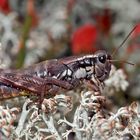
[16,15,32,68]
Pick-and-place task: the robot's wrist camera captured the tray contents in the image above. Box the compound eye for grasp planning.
[98,55,106,63]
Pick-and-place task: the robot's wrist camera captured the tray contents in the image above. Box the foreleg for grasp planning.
[83,79,100,92]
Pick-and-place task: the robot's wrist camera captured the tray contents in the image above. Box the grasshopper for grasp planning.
[0,26,136,109]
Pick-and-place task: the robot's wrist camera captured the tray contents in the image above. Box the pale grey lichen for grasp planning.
[0,66,139,140]
[104,65,129,94]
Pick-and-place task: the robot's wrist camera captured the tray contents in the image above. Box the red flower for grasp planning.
[94,8,112,35]
[0,0,11,14]
[131,24,140,38]
[27,0,38,27]
[71,24,97,55]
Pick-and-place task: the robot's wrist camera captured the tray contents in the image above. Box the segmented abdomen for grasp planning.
[0,83,29,100]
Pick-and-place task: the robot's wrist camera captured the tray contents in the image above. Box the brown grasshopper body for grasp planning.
[0,50,111,101]
[0,25,136,107]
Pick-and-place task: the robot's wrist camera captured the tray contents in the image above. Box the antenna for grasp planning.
[109,60,135,66]
[112,25,138,57]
